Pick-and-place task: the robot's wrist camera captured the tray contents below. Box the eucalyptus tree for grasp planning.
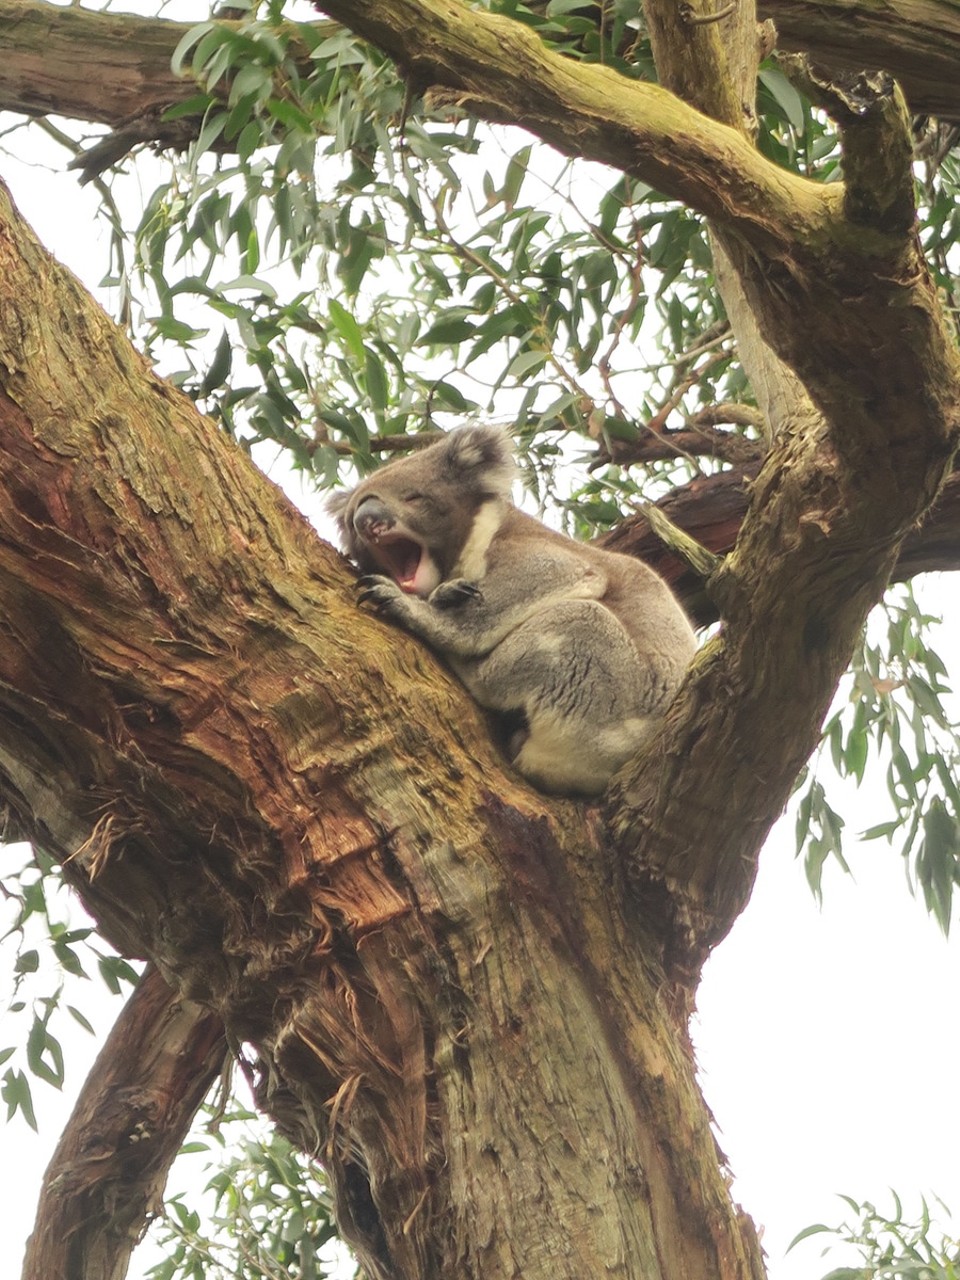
[2,3,960,1279]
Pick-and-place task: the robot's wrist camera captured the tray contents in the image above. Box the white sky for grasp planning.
[2,28,960,1280]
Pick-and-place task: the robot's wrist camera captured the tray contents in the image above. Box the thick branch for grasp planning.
[0,1,333,163]
[22,966,225,1280]
[761,0,960,123]
[603,466,960,625]
[5,0,960,144]
[1,2,205,129]
[316,0,833,248]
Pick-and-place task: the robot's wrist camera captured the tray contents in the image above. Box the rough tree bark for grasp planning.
[0,176,765,1280]
[22,967,225,1280]
[3,0,960,162]
[2,2,959,1280]
[0,0,335,174]
[759,0,960,123]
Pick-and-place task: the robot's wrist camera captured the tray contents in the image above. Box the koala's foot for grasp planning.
[431,579,481,609]
[494,708,529,762]
[356,574,401,609]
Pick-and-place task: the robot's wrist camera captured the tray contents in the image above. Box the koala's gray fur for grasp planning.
[328,425,695,796]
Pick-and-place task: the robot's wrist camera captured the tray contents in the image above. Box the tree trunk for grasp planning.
[0,179,766,1279]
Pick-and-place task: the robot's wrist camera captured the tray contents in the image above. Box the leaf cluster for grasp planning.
[147,1106,350,1280]
[0,844,138,1128]
[791,1193,960,1280]
[795,587,960,932]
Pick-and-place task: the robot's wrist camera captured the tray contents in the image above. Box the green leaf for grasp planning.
[328,298,366,363]
[502,144,532,209]
[237,119,263,163]
[170,21,216,77]
[363,348,389,412]
[419,314,476,346]
[508,349,549,379]
[14,949,38,974]
[916,798,959,934]
[162,93,216,123]
[759,67,806,134]
[2,1067,37,1129]
[786,1222,833,1251]
[27,1018,65,1088]
[265,98,314,131]
[199,330,234,397]
[194,109,228,154]
[67,1005,95,1035]
[52,938,87,977]
[218,274,278,299]
[430,380,475,412]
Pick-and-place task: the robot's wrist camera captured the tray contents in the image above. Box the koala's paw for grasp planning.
[431,579,481,609]
[356,574,404,611]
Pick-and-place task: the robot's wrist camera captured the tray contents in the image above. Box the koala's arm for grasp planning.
[358,539,606,659]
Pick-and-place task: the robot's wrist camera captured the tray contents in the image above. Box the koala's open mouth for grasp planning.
[369,533,424,593]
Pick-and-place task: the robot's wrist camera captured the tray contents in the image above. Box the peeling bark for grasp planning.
[2,181,767,1280]
[21,966,225,1280]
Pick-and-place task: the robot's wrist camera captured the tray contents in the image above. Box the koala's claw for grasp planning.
[356,574,400,609]
[432,579,481,609]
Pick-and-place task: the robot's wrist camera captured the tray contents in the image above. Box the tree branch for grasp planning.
[0,0,334,162]
[602,465,960,625]
[22,966,225,1280]
[761,0,960,124]
[316,0,832,248]
[1,2,207,129]
[1,175,772,1278]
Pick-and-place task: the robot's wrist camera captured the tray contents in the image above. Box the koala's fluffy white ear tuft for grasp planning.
[324,487,350,532]
[443,425,517,499]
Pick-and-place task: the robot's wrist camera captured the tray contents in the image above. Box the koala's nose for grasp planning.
[353,496,395,541]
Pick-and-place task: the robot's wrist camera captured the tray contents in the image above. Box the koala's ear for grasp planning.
[444,425,517,498]
[324,488,351,535]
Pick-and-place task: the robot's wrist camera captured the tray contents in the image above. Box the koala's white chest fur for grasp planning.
[452,498,504,583]
[331,425,696,796]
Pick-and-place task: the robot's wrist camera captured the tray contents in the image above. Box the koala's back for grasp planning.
[481,508,693,676]
[454,510,695,792]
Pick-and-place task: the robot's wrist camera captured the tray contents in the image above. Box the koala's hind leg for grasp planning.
[455,601,656,796]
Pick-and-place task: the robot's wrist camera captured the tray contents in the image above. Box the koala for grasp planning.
[328,425,696,796]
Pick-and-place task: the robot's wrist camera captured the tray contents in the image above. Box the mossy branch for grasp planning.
[634,501,723,584]
[314,0,837,259]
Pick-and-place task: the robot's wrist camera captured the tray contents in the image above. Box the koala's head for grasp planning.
[328,425,516,597]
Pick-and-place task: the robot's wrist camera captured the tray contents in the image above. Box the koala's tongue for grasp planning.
[377,536,424,594]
